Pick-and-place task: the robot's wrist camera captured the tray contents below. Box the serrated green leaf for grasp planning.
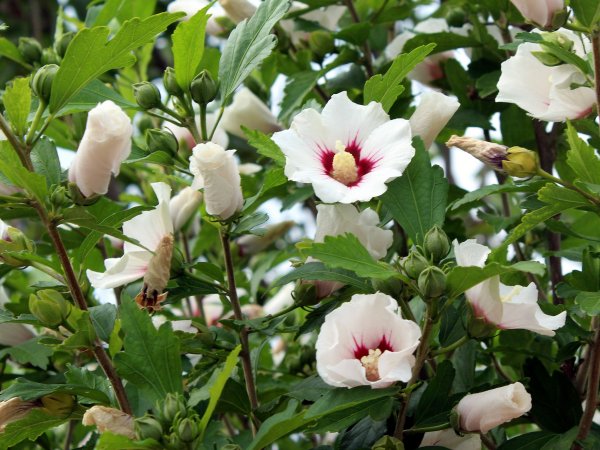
[246,128,286,166]
[497,431,556,450]
[566,122,600,185]
[0,377,110,403]
[30,137,61,187]
[364,44,435,112]
[403,32,480,54]
[450,180,541,211]
[49,12,183,112]
[197,345,241,438]
[219,0,290,101]
[172,7,210,92]
[381,141,448,244]
[96,433,161,450]
[114,298,183,404]
[272,262,372,292]
[278,71,321,122]
[300,233,397,279]
[575,291,600,316]
[0,408,72,450]
[89,303,118,342]
[3,77,31,137]
[0,337,53,369]
[55,79,137,117]
[570,0,600,30]
[514,32,591,75]
[414,360,455,426]
[65,364,114,405]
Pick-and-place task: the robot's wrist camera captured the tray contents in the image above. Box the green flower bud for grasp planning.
[502,146,539,178]
[159,393,187,425]
[371,277,403,297]
[41,48,60,66]
[308,30,334,58]
[167,433,182,450]
[133,82,162,110]
[138,115,155,135]
[146,128,178,155]
[445,7,466,27]
[549,8,568,31]
[40,393,75,418]
[190,70,217,105]
[18,37,42,64]
[50,186,70,210]
[29,289,72,327]
[177,417,199,443]
[466,307,496,339]
[423,225,450,262]
[31,64,59,104]
[164,67,183,97]
[371,435,405,450]
[542,31,574,51]
[67,181,101,206]
[0,225,34,266]
[293,281,318,307]
[135,416,164,441]
[54,31,75,59]
[417,266,447,299]
[402,252,429,279]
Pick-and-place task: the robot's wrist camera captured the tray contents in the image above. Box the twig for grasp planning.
[220,228,260,433]
[344,0,374,77]
[481,433,497,450]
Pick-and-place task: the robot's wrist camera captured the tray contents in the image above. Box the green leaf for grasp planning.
[335,23,371,45]
[447,261,546,299]
[414,360,455,426]
[514,32,591,75]
[300,233,397,279]
[65,364,114,405]
[497,431,556,450]
[114,298,183,404]
[49,12,183,113]
[272,262,372,292]
[364,44,435,112]
[403,32,480,54]
[3,77,31,137]
[381,141,448,244]
[567,0,600,30]
[0,141,47,202]
[0,408,72,450]
[278,71,321,122]
[246,128,286,166]
[219,0,290,101]
[93,0,158,26]
[30,137,62,187]
[90,304,118,342]
[0,337,53,369]
[55,79,137,117]
[96,433,160,450]
[197,345,241,438]
[0,377,110,403]
[172,7,210,92]
[450,180,541,211]
[566,122,600,185]
[0,37,29,67]
[575,291,600,316]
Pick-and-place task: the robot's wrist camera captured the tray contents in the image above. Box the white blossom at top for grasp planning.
[453,239,566,335]
[272,92,414,203]
[316,292,421,389]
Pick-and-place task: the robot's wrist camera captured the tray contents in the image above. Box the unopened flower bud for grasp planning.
[466,307,497,339]
[446,135,508,172]
[502,146,538,177]
[177,417,199,442]
[18,37,42,64]
[237,221,294,256]
[169,187,202,231]
[50,186,70,209]
[293,281,319,306]
[41,48,60,65]
[135,416,164,441]
[40,393,75,418]
[190,70,217,105]
[418,266,447,299]
[54,31,75,59]
[133,82,162,110]
[371,278,403,297]
[159,393,187,425]
[0,220,34,266]
[308,30,335,58]
[402,252,429,279]
[423,225,450,262]
[371,435,404,450]
[446,7,466,27]
[32,64,59,104]
[146,128,179,155]
[29,289,72,327]
[168,433,183,450]
[510,0,566,29]
[164,67,183,97]
[138,115,154,135]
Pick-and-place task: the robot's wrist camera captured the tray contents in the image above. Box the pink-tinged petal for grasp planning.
[361,119,414,174]
[0,324,35,346]
[420,429,481,450]
[87,251,152,289]
[321,92,389,146]
[466,276,504,325]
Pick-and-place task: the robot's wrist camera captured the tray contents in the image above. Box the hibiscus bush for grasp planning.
[0,0,600,448]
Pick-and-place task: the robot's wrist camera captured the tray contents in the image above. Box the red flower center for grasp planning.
[319,138,377,187]
[352,333,394,360]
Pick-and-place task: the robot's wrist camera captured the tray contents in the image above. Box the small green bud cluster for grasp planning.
[0,225,34,267]
[31,64,59,104]
[145,128,179,155]
[190,70,217,105]
[133,82,163,110]
[135,393,202,448]
[401,225,450,300]
[28,289,72,328]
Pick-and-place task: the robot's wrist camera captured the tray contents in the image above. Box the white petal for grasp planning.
[87,251,152,289]
[453,239,490,268]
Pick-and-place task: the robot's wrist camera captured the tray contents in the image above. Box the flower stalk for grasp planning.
[219,227,260,432]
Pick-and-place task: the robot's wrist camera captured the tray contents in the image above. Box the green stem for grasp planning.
[25,101,46,146]
[537,168,600,208]
[405,422,451,434]
[199,103,208,142]
[209,106,225,141]
[264,303,299,321]
[30,113,55,148]
[146,111,184,127]
[159,104,186,123]
[30,261,66,284]
[0,114,29,168]
[592,31,600,136]
[432,335,469,356]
